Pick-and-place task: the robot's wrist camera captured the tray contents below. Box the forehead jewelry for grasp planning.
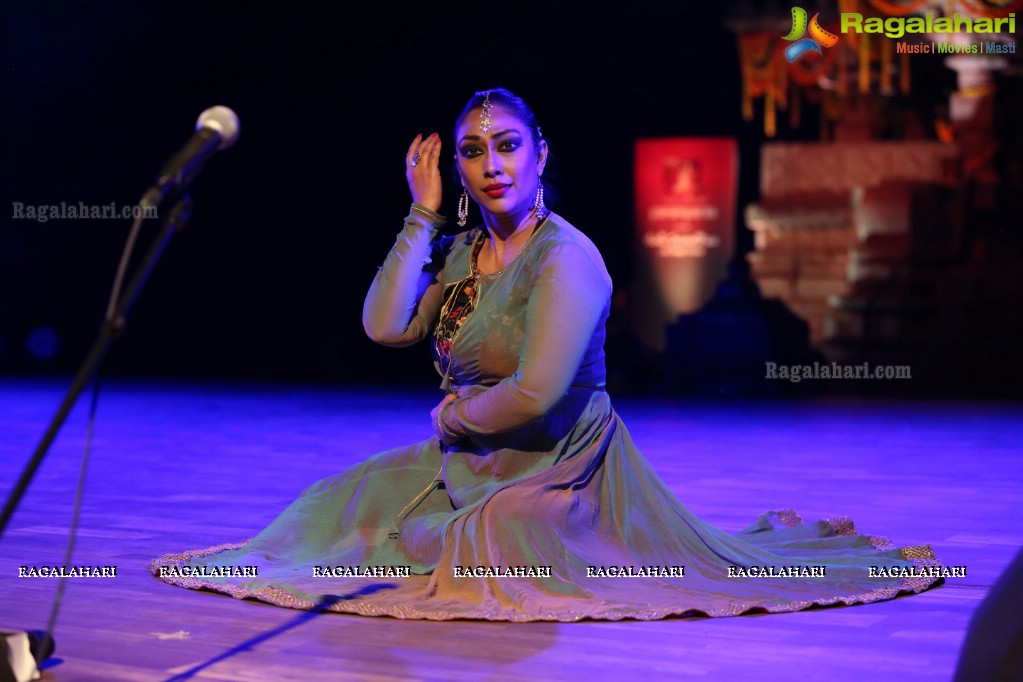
[479,92,493,134]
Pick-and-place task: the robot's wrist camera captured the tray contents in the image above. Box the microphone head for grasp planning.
[196,106,240,150]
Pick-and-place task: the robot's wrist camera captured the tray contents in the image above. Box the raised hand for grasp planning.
[406,133,443,213]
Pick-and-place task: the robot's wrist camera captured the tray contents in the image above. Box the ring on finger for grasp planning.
[411,151,421,167]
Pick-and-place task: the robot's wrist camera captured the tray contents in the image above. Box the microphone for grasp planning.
[141,105,240,208]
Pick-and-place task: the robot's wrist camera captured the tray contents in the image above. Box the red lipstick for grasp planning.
[483,183,510,198]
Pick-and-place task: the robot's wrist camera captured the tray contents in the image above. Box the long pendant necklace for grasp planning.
[436,230,486,389]
[435,215,550,389]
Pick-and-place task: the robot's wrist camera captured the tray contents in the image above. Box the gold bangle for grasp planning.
[410,204,446,227]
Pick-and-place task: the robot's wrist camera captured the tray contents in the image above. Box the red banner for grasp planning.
[633,138,738,350]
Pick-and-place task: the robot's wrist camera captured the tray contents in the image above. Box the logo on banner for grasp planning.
[664,157,702,198]
[783,7,840,62]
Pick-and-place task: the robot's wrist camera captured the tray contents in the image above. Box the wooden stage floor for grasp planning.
[1,379,1021,681]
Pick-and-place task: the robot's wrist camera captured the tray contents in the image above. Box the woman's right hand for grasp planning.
[406,133,442,213]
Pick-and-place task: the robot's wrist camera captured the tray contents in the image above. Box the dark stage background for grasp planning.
[2,1,1015,395]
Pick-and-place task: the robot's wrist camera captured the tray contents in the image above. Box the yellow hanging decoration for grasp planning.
[839,0,860,21]
[859,31,871,93]
[839,0,862,53]
[790,82,802,129]
[739,37,753,121]
[738,34,775,123]
[899,51,911,94]
[835,0,851,97]
[776,51,789,111]
[838,39,848,97]
[881,34,893,92]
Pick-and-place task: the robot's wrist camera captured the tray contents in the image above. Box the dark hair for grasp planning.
[453,87,558,208]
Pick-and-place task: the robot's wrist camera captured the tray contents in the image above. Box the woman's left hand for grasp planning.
[430,393,460,446]
[406,133,443,213]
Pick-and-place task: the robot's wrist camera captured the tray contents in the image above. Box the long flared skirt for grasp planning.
[151,390,941,621]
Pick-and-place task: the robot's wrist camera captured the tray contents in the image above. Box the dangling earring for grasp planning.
[532,182,548,220]
[457,187,469,227]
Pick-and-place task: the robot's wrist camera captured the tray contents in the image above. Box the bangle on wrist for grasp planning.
[438,401,459,440]
[410,204,446,227]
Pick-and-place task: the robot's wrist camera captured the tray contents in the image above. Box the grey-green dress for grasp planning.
[150,205,942,621]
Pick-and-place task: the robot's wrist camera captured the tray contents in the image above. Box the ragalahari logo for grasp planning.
[783,7,840,62]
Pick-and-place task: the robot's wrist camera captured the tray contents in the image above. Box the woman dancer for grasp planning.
[153,88,942,620]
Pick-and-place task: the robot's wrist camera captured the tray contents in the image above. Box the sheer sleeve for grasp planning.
[438,240,611,438]
[362,204,447,348]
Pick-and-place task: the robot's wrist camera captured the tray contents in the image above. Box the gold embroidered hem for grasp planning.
[149,500,944,622]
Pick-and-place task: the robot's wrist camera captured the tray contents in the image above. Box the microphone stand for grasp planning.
[0,194,192,538]
[0,194,193,680]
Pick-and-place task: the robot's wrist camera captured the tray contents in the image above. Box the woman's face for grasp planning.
[454,105,547,221]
